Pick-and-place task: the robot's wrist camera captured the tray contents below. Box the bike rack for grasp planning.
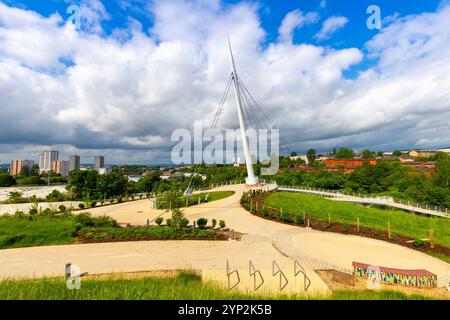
[272,260,288,291]
[249,260,264,291]
[226,260,240,291]
[294,260,311,291]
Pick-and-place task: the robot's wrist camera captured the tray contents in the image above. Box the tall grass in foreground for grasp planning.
[265,193,450,248]
[0,272,431,300]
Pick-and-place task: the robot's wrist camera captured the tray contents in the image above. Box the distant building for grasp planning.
[39,150,59,173]
[98,167,112,175]
[52,160,70,178]
[69,155,81,172]
[289,155,309,164]
[10,160,34,176]
[408,150,437,158]
[94,156,105,171]
[438,147,450,154]
[324,158,377,167]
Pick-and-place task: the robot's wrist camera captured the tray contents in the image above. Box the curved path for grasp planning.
[0,184,449,295]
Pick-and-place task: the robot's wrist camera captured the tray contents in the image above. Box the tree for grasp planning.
[18,176,45,186]
[0,174,16,187]
[335,147,355,159]
[97,171,129,198]
[361,149,375,159]
[136,174,160,193]
[306,149,316,164]
[66,170,98,199]
[392,150,402,156]
[434,154,450,189]
[160,190,185,232]
[377,151,384,157]
[290,152,298,157]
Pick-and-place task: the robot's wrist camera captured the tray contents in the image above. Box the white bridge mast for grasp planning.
[227,35,259,186]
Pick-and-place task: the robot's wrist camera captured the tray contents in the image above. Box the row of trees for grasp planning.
[271,154,450,208]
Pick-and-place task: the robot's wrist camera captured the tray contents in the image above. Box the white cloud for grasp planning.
[278,9,319,43]
[0,1,449,163]
[315,15,348,40]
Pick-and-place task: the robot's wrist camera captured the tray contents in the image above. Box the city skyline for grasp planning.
[0,0,449,164]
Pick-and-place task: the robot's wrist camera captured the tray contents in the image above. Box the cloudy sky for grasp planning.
[0,0,449,164]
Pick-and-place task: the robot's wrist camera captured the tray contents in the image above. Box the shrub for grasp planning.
[180,218,189,228]
[58,205,67,212]
[90,201,97,208]
[294,214,304,225]
[166,218,172,227]
[117,197,123,203]
[46,190,65,202]
[211,219,217,228]
[75,212,117,228]
[28,202,39,215]
[281,212,293,223]
[413,239,426,248]
[78,203,85,209]
[219,220,226,228]
[197,218,208,229]
[342,223,349,234]
[155,217,163,226]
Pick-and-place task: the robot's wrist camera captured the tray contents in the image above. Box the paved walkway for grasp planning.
[0,183,449,295]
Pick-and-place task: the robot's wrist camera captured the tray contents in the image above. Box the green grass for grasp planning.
[265,192,450,248]
[0,211,223,250]
[201,190,235,202]
[0,216,78,249]
[157,191,235,209]
[78,226,219,242]
[0,272,431,300]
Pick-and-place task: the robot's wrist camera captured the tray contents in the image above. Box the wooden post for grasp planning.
[429,229,435,249]
[186,198,189,207]
[307,218,310,228]
[198,198,201,205]
[256,201,259,213]
[357,217,360,233]
[328,212,331,224]
[303,209,306,222]
[387,221,391,239]
[281,207,283,215]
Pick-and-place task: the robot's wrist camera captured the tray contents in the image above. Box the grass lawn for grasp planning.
[0,271,431,300]
[265,192,450,248]
[200,190,235,202]
[0,211,226,250]
[0,216,78,249]
[157,191,234,209]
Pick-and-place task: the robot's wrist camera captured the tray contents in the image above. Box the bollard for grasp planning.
[65,263,71,280]
[429,229,435,249]
[388,221,391,239]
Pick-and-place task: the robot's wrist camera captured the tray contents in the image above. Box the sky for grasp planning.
[0,0,449,164]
